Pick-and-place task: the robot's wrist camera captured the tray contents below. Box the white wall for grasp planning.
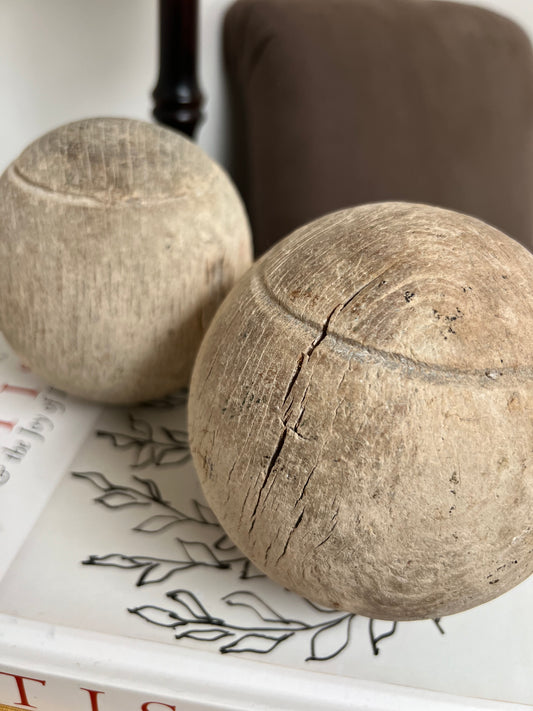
[458,0,533,38]
[0,0,532,173]
[0,0,234,172]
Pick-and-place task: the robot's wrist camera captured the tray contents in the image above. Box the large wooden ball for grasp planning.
[0,118,252,403]
[189,202,533,621]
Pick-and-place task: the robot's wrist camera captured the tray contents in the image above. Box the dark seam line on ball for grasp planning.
[8,164,207,207]
[255,272,533,385]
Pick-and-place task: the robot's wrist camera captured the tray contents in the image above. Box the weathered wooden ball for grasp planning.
[0,117,252,403]
[189,202,533,621]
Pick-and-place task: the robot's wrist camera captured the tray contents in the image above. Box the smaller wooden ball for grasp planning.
[189,202,533,621]
[0,118,252,403]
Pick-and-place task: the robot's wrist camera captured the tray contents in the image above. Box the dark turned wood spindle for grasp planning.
[153,0,204,138]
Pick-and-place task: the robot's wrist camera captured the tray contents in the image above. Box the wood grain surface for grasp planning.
[189,202,533,620]
[0,117,252,403]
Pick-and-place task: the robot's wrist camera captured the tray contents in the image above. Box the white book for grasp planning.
[0,334,531,711]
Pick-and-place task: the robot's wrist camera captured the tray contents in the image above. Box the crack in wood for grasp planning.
[248,429,288,534]
[339,267,395,313]
[315,505,339,550]
[282,304,341,412]
[295,466,317,507]
[248,305,343,537]
[293,384,309,433]
[282,353,305,405]
[276,508,305,564]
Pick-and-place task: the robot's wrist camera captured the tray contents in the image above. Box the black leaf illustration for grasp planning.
[160,427,189,446]
[238,559,266,580]
[166,589,222,624]
[306,615,354,662]
[133,475,165,503]
[214,534,237,552]
[177,539,228,568]
[175,628,233,642]
[129,415,153,439]
[129,605,184,628]
[136,560,201,586]
[134,444,159,469]
[223,591,291,624]
[96,490,150,509]
[134,514,186,534]
[96,415,191,469]
[72,470,219,530]
[154,446,190,467]
[82,553,191,586]
[220,632,293,655]
[72,470,113,491]
[96,431,140,450]
[192,500,219,525]
[83,553,145,570]
[369,619,398,656]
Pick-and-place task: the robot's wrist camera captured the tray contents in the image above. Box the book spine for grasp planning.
[0,665,184,711]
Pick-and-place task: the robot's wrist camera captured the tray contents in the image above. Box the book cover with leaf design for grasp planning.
[0,334,531,710]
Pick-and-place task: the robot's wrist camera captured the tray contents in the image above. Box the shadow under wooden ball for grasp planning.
[0,117,252,404]
[189,202,533,621]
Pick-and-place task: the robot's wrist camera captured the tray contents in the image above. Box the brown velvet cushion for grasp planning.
[225,0,533,255]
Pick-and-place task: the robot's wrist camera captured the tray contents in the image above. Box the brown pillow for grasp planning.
[225,0,533,255]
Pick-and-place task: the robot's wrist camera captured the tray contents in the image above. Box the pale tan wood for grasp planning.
[189,202,533,620]
[0,118,252,403]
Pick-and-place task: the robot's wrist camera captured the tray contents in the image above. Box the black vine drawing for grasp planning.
[73,468,215,524]
[127,589,443,660]
[72,470,266,581]
[96,414,190,469]
[74,405,446,662]
[81,535,266,583]
[130,588,357,660]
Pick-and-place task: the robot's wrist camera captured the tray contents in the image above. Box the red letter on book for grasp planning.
[80,688,104,711]
[141,704,176,710]
[0,672,46,707]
